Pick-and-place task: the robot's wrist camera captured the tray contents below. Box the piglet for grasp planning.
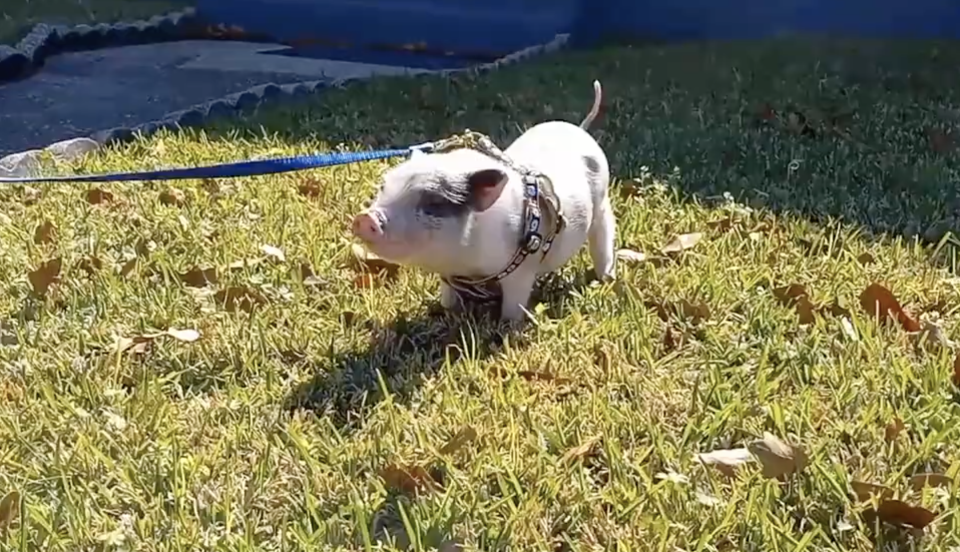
[351,80,615,321]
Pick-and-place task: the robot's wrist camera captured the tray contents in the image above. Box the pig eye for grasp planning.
[419,195,457,217]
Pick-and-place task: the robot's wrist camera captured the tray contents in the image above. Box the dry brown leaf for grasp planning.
[0,490,20,529]
[119,258,138,278]
[615,249,647,264]
[876,499,936,529]
[166,328,201,342]
[33,220,56,244]
[857,252,876,265]
[851,481,895,502]
[28,257,62,296]
[746,432,806,479]
[696,447,754,478]
[438,426,478,456]
[180,267,218,287]
[773,284,816,324]
[86,188,114,205]
[859,283,922,332]
[661,232,703,254]
[298,178,322,198]
[159,187,186,206]
[885,418,905,442]
[561,435,601,463]
[618,180,641,199]
[76,256,102,274]
[927,128,954,154]
[379,463,441,494]
[351,243,399,274]
[679,299,711,324]
[908,473,952,491]
[215,286,266,313]
[954,352,960,387]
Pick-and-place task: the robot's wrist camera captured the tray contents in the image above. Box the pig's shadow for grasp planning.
[284,305,531,433]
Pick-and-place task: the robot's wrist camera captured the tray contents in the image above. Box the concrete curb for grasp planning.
[0,29,569,178]
[0,9,202,83]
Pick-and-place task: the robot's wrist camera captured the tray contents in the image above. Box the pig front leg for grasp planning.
[499,269,537,321]
[440,280,462,312]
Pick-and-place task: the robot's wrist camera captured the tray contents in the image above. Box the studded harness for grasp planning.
[419,130,565,303]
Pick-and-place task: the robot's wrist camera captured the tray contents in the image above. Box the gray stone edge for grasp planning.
[0,8,204,83]
[0,33,570,176]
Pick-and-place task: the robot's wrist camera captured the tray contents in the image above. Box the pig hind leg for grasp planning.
[588,194,616,281]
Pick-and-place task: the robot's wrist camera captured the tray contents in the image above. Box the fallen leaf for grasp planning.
[908,473,952,491]
[28,257,62,296]
[954,352,960,387]
[561,435,601,463]
[261,244,286,262]
[876,500,936,529]
[859,283,921,332]
[166,328,201,342]
[438,426,477,456]
[679,299,711,324]
[746,432,806,479]
[180,267,218,287]
[86,188,114,205]
[851,481,895,502]
[618,180,641,199]
[0,490,19,529]
[379,463,441,494]
[33,220,56,244]
[885,418,905,442]
[351,243,400,274]
[298,178,322,197]
[773,284,816,324]
[159,187,185,206]
[927,128,954,154]
[696,447,754,478]
[76,256,102,274]
[118,258,138,278]
[857,252,876,265]
[615,249,647,264]
[661,232,703,255]
[215,286,266,313]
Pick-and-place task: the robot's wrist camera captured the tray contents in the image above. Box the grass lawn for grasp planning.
[2,38,960,550]
[1,0,190,44]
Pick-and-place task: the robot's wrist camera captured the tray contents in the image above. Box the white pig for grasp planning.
[351,80,615,321]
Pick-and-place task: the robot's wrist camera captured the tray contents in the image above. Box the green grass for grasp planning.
[2,38,960,550]
[1,0,190,44]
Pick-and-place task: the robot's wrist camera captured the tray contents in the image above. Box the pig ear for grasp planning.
[467,168,509,212]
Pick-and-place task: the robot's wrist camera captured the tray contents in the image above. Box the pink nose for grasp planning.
[352,210,384,243]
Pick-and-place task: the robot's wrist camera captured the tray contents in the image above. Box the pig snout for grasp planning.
[351,210,385,243]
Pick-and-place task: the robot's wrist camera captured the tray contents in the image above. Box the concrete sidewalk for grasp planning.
[0,40,420,157]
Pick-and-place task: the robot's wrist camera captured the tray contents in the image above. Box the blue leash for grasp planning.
[0,146,429,184]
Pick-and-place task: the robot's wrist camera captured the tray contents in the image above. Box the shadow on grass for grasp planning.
[283,301,533,434]
[200,37,960,270]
